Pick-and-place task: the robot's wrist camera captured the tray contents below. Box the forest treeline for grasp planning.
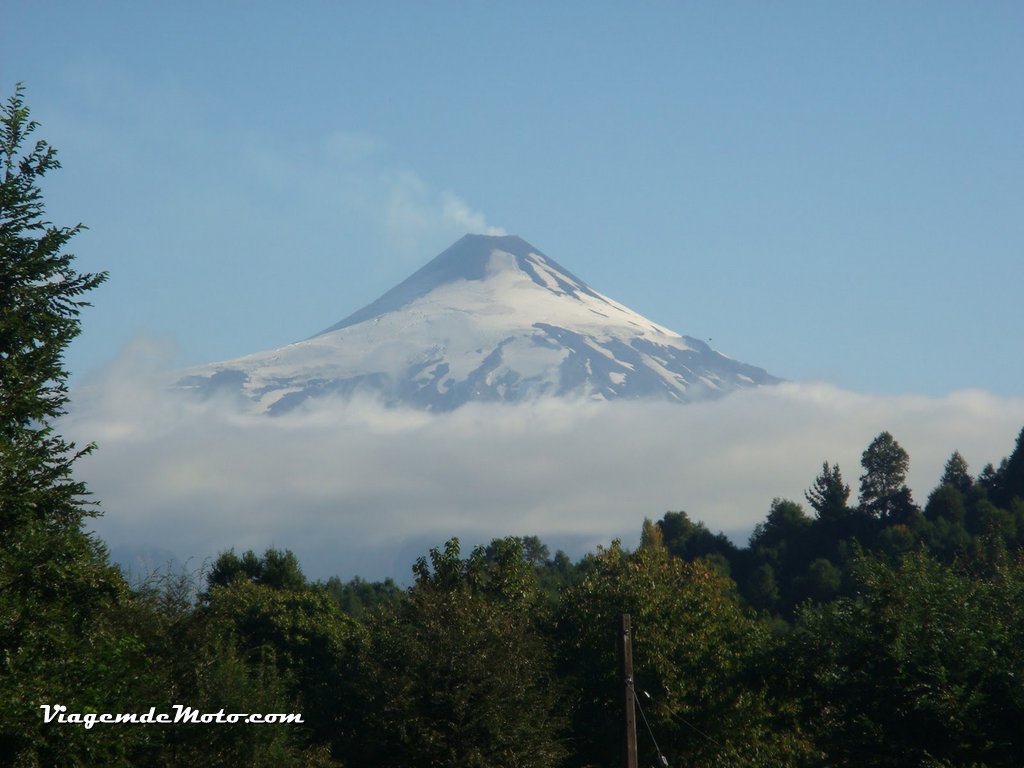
[5,428,1024,767]
[4,84,1024,767]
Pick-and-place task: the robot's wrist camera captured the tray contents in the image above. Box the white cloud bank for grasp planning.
[63,343,1024,583]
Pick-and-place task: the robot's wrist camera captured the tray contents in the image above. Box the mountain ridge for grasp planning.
[315,234,611,336]
[179,234,781,412]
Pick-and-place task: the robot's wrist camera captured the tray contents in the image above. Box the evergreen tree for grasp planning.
[804,461,851,522]
[978,460,1007,502]
[923,483,968,526]
[0,82,107,533]
[924,453,972,541]
[940,450,973,493]
[999,427,1024,507]
[0,84,139,765]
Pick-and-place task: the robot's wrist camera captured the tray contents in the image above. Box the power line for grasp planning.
[630,683,668,767]
[667,708,728,753]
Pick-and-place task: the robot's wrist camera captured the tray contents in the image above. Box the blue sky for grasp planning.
[7,3,1024,578]
[6,1,1022,395]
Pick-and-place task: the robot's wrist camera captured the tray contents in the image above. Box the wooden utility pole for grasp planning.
[619,613,638,768]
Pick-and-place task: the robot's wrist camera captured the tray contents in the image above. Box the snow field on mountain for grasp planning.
[180,235,777,411]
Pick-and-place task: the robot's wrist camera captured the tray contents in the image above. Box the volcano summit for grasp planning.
[179,235,781,412]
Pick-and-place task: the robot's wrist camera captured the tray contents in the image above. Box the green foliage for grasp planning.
[321,575,404,620]
[940,450,973,494]
[0,83,142,767]
[199,576,358,757]
[798,557,842,603]
[788,548,1024,766]
[193,548,355,760]
[978,460,1005,500]
[664,428,1024,627]
[657,509,738,564]
[998,427,1024,508]
[556,538,811,767]
[1,83,107,532]
[744,499,819,615]
[115,574,341,768]
[804,461,852,522]
[749,498,812,553]
[859,431,918,523]
[485,534,550,566]
[351,538,566,768]
[206,547,308,593]
[535,548,585,601]
[925,483,968,525]
[743,562,781,612]
[0,86,106,413]
[0,531,144,766]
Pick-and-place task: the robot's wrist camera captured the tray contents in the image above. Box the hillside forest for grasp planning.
[3,84,1024,767]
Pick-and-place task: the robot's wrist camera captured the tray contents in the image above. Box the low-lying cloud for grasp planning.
[63,343,1024,583]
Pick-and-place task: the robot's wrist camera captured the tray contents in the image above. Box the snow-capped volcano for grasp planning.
[178,234,780,412]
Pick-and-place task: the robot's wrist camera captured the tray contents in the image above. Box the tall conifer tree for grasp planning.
[805,462,851,522]
[940,451,973,494]
[1,83,107,530]
[0,83,131,765]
